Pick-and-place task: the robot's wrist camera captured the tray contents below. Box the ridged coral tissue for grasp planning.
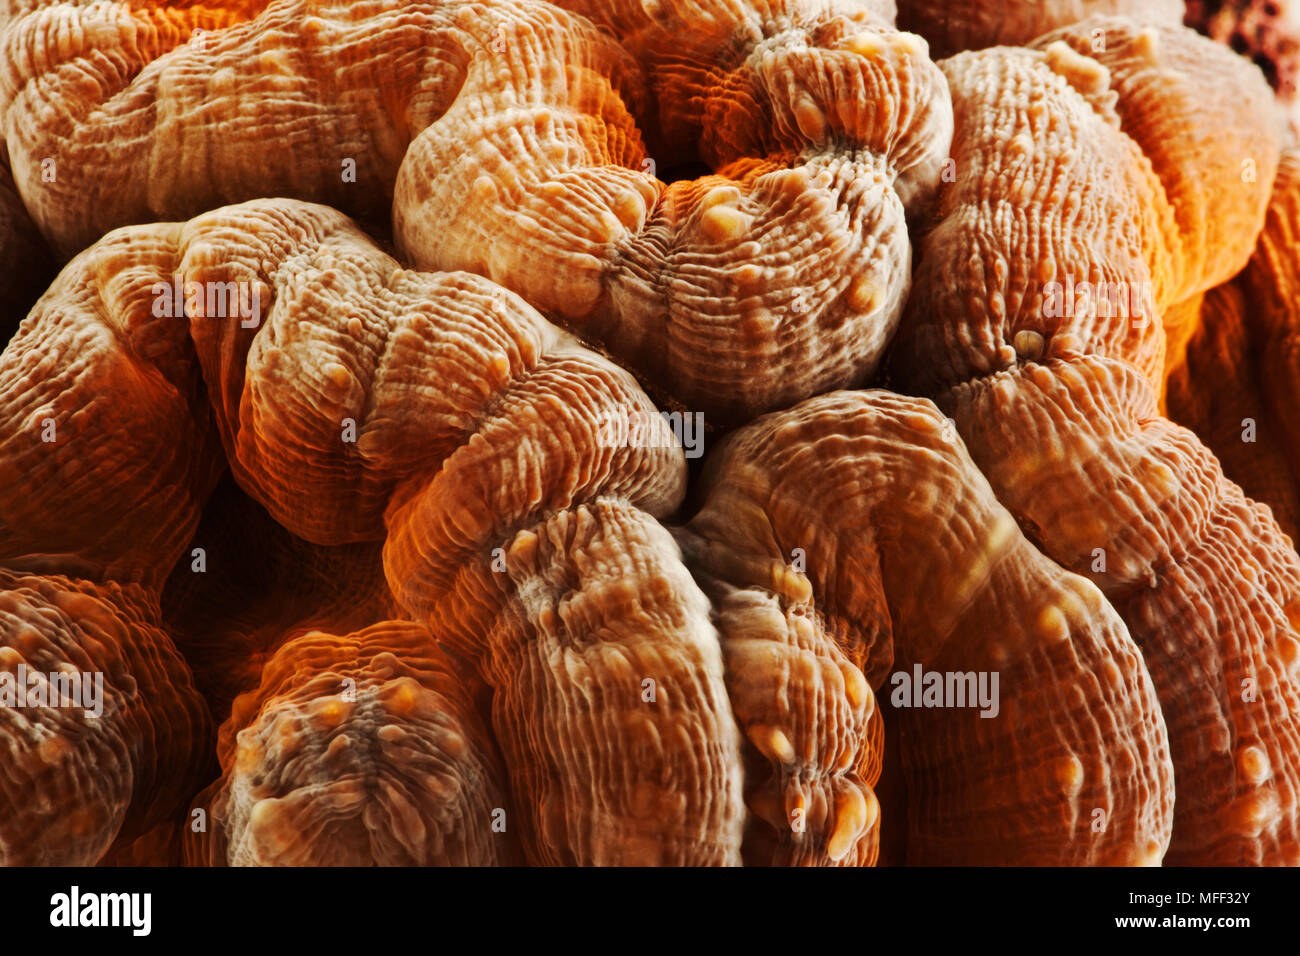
[1,0,1299,876]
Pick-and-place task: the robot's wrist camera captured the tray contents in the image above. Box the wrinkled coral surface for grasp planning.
[2,0,1300,867]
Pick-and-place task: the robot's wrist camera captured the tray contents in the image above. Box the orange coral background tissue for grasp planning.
[1,0,1299,867]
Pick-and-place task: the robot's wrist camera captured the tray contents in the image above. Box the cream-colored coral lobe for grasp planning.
[1,0,1299,867]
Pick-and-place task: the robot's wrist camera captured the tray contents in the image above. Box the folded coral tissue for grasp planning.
[1,0,1299,868]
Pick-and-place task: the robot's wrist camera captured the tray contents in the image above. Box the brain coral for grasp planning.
[0,0,951,426]
[0,0,1298,868]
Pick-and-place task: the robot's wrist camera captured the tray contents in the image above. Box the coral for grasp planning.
[2,0,1300,869]
[1,196,746,865]
[896,0,1184,59]
[0,218,222,585]
[0,0,952,426]
[0,207,216,864]
[680,390,1174,865]
[1165,284,1300,544]
[0,571,210,865]
[1169,147,1300,547]
[160,475,399,723]
[889,16,1300,864]
[1232,148,1300,538]
[1185,0,1300,104]
[187,622,520,866]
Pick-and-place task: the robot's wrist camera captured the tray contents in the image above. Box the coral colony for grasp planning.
[1,0,1299,868]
